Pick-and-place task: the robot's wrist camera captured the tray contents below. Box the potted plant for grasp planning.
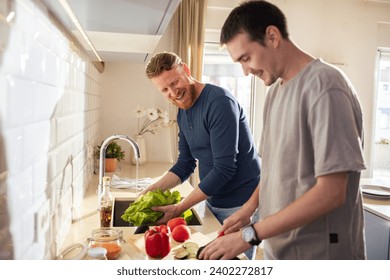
[95,141,125,172]
[374,138,390,169]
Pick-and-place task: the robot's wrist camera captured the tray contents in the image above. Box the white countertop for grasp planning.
[58,162,224,260]
[361,178,390,221]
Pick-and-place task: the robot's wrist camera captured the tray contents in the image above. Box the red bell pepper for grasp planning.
[144,225,171,258]
[154,225,171,235]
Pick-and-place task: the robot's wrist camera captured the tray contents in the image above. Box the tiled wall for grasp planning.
[0,0,102,259]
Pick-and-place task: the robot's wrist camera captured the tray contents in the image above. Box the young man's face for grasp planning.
[151,64,197,110]
[226,32,280,86]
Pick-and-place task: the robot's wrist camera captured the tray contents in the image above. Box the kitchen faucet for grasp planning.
[98,134,140,201]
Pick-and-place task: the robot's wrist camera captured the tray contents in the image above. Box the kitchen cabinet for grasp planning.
[364,210,390,260]
[41,0,181,63]
[361,178,390,260]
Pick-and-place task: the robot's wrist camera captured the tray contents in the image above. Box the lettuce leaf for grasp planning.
[181,208,193,223]
[121,189,181,226]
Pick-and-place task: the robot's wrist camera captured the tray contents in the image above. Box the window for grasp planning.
[372,49,390,177]
[201,41,267,150]
[202,42,254,129]
[383,83,389,93]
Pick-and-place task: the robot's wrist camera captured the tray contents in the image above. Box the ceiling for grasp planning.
[42,0,181,63]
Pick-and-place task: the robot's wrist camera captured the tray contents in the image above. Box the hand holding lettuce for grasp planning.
[121,189,193,226]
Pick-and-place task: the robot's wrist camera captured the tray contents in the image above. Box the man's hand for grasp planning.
[220,206,253,235]
[197,231,250,260]
[151,204,180,224]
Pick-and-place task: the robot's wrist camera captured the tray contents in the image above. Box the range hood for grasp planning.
[42,0,181,63]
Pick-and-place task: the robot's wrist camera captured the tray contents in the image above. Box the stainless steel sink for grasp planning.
[112,197,202,227]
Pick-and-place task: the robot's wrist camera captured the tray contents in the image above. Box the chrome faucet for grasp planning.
[98,134,140,200]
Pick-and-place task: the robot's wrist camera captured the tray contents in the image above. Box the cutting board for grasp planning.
[126,229,213,260]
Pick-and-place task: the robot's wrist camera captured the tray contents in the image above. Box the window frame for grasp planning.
[202,42,265,137]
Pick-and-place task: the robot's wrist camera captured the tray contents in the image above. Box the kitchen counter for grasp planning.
[58,162,224,260]
[59,166,389,260]
[361,178,390,221]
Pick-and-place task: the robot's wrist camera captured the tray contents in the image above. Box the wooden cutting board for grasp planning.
[126,229,213,260]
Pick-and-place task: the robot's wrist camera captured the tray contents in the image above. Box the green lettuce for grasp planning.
[121,189,181,226]
[181,208,193,224]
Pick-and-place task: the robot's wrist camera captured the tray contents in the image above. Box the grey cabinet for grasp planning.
[364,210,390,260]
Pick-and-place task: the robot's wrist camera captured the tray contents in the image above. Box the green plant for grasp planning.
[95,141,125,161]
[377,138,390,145]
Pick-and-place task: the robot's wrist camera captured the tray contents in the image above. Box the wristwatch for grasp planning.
[241,224,261,246]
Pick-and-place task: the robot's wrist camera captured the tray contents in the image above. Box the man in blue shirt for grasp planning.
[143,52,260,250]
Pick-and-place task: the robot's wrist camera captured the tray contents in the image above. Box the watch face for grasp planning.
[243,226,255,242]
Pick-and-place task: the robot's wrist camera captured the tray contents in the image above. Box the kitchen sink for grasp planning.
[112,197,202,227]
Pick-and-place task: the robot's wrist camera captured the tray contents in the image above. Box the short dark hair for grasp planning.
[220,0,289,46]
[146,52,182,79]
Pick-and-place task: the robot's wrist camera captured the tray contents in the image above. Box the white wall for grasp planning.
[0,0,102,259]
[100,62,173,163]
[206,0,390,177]
[100,17,176,164]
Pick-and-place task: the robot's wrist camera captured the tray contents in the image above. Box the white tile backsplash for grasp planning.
[33,156,49,200]
[7,166,34,216]
[55,187,72,255]
[3,26,25,77]
[22,121,51,166]
[24,35,46,82]
[42,49,61,86]
[3,126,24,174]
[0,0,102,259]
[6,76,35,127]
[33,83,63,122]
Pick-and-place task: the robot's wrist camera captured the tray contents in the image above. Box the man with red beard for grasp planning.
[143,52,261,259]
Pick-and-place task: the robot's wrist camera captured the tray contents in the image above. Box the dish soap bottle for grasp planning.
[99,176,113,227]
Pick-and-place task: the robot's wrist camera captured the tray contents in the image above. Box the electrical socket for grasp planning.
[34,199,50,243]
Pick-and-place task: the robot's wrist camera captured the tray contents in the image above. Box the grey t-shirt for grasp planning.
[259,59,366,259]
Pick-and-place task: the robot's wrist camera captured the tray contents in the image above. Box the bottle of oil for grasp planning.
[99,176,113,227]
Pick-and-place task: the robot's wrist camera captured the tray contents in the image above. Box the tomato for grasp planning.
[144,226,171,258]
[171,224,191,242]
[167,217,187,231]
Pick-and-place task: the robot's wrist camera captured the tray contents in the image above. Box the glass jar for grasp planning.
[88,228,123,260]
[85,247,107,260]
[57,243,88,260]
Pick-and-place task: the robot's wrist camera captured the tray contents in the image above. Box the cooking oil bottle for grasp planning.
[99,176,113,227]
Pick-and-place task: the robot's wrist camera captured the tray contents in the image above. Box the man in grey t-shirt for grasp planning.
[198,0,366,260]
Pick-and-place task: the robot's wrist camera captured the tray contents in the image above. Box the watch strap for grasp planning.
[248,224,261,246]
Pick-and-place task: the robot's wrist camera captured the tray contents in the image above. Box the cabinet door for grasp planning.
[364,210,390,260]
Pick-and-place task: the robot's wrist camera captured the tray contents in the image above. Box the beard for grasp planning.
[172,84,197,110]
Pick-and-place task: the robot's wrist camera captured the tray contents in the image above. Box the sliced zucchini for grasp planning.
[174,247,190,259]
[174,242,200,259]
[182,242,198,249]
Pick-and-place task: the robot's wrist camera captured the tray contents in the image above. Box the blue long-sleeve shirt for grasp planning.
[170,84,261,208]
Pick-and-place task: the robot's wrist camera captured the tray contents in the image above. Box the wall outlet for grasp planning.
[34,199,50,243]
